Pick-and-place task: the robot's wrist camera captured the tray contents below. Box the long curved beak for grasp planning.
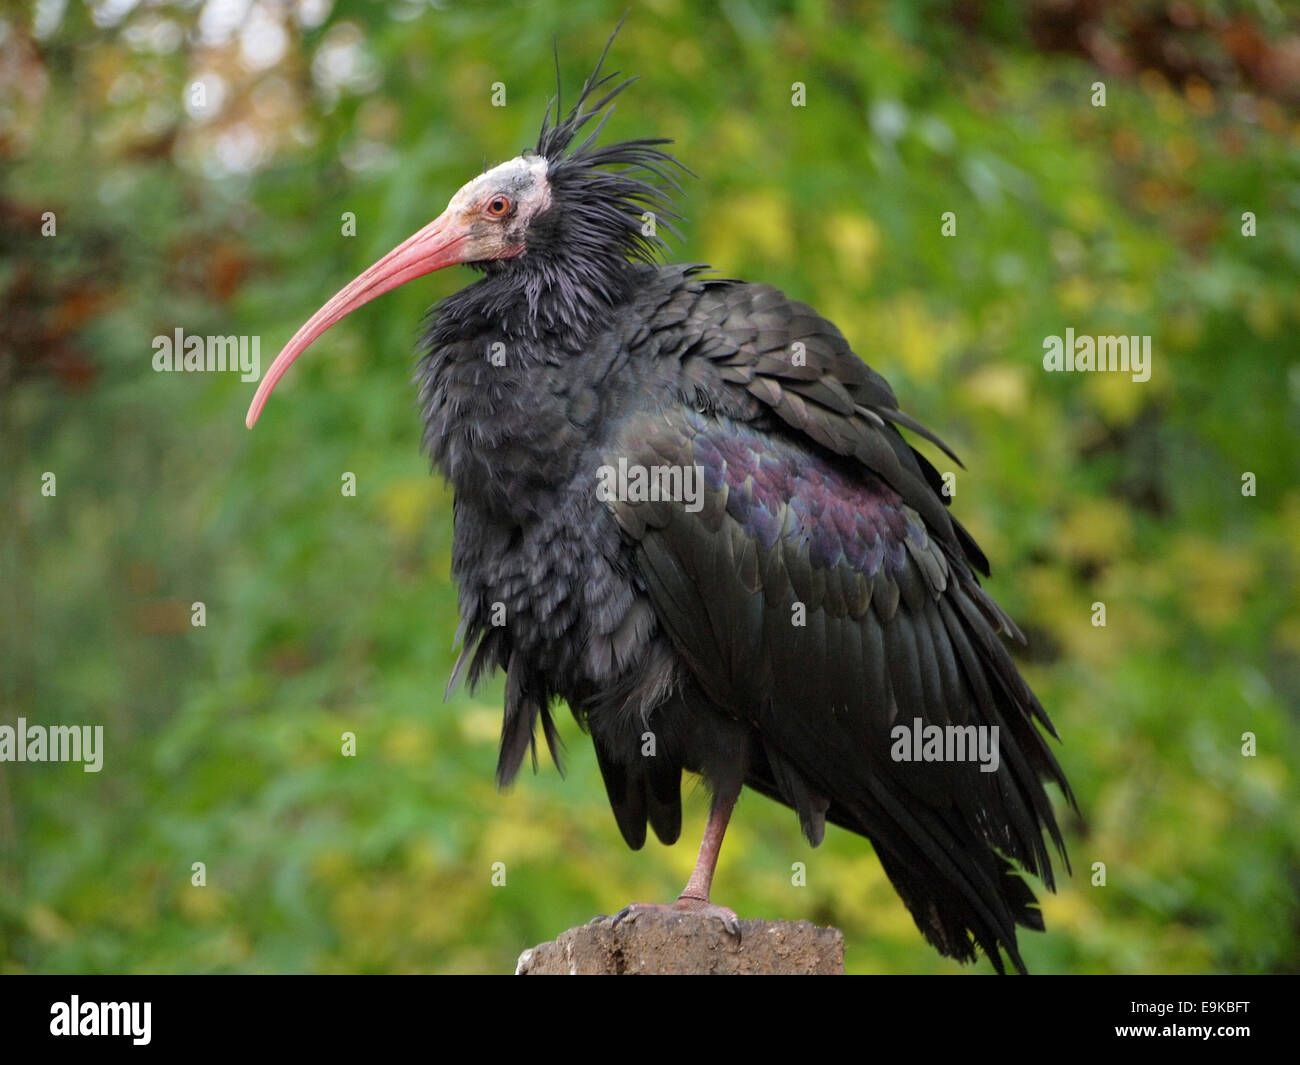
[245,211,469,428]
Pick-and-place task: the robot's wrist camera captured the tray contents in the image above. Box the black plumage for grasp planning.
[248,31,1075,973]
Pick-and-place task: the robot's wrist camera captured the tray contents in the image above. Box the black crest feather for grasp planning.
[534,22,691,267]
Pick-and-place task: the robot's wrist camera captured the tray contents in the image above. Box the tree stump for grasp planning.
[516,911,844,975]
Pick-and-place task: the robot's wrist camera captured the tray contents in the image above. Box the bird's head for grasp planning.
[245,28,685,429]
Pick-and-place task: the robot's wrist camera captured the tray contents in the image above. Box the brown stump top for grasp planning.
[516,911,844,975]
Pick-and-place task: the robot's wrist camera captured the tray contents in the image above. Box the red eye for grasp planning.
[486,195,511,217]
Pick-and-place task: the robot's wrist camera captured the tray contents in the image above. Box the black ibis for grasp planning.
[246,32,1074,973]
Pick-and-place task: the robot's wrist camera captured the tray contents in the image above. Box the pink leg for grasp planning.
[677,789,736,903]
[611,790,741,938]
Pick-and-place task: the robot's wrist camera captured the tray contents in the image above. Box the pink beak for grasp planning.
[245,211,470,428]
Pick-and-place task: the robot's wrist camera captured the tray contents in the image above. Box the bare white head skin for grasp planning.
[245,154,552,428]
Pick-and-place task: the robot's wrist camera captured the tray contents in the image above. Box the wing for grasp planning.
[606,276,1073,972]
[625,268,993,579]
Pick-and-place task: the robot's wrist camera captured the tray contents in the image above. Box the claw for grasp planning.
[675,896,741,941]
[611,903,646,929]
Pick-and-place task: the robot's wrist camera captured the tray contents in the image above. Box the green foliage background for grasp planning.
[2,0,1298,973]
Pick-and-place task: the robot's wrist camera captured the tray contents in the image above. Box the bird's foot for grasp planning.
[610,897,741,940]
